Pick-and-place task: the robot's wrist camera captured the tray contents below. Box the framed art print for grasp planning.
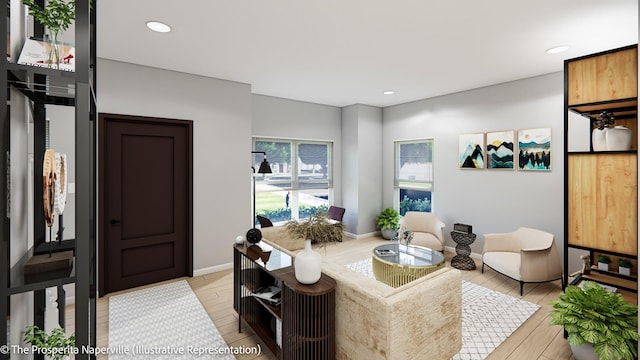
[486,130,514,169]
[518,128,551,171]
[459,133,484,169]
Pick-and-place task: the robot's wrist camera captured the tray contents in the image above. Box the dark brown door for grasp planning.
[99,114,193,296]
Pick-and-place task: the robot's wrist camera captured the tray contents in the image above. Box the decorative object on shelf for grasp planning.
[235,235,244,245]
[285,212,344,250]
[293,239,323,284]
[486,130,514,169]
[42,148,56,227]
[400,229,414,246]
[17,38,75,71]
[23,325,75,360]
[22,0,77,70]
[375,207,399,240]
[591,111,616,151]
[247,151,272,244]
[606,125,632,151]
[53,152,67,214]
[597,254,611,271]
[580,254,591,275]
[549,281,639,360]
[459,133,485,169]
[618,258,632,276]
[517,128,551,171]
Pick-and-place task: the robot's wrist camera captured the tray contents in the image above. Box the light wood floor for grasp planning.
[65,236,574,360]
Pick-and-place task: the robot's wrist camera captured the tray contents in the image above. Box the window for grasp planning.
[253,138,332,224]
[395,139,433,215]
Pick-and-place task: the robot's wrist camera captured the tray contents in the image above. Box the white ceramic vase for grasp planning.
[619,266,631,276]
[591,128,608,151]
[605,125,632,151]
[294,239,322,284]
[598,262,609,271]
[570,343,598,360]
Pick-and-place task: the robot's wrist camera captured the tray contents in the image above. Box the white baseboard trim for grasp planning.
[193,262,233,277]
[444,245,482,260]
[345,231,379,240]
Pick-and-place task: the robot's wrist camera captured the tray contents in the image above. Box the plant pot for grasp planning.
[381,229,397,240]
[570,343,598,360]
[597,262,609,271]
[606,125,632,151]
[294,239,322,284]
[619,266,631,276]
[592,128,608,151]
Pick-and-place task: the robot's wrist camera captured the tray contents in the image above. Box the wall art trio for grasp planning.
[459,128,551,171]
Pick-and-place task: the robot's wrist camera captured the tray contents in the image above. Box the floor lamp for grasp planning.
[246,151,272,243]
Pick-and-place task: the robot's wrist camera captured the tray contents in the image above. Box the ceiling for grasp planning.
[96,0,638,108]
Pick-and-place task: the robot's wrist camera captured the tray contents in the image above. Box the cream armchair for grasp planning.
[482,227,563,296]
[399,211,445,251]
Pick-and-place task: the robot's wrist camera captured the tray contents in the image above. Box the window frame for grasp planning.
[394,138,434,213]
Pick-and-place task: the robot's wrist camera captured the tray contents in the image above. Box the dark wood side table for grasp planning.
[280,271,336,360]
[450,231,477,270]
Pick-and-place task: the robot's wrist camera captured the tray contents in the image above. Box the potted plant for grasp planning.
[618,258,632,276]
[597,254,611,271]
[376,207,399,240]
[286,211,344,284]
[550,281,639,360]
[23,325,75,360]
[22,0,77,69]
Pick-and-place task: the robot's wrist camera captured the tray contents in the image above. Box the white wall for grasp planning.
[383,72,565,261]
[251,94,343,206]
[98,59,253,273]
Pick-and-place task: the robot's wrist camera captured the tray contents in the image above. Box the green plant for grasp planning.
[597,254,611,264]
[22,0,78,68]
[618,258,632,268]
[285,211,343,249]
[375,208,400,231]
[23,325,75,360]
[549,281,639,360]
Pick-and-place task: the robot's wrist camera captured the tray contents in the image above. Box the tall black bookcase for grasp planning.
[0,1,97,359]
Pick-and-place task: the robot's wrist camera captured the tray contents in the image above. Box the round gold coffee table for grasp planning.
[372,243,445,288]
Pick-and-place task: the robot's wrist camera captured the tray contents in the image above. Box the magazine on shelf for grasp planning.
[252,285,282,306]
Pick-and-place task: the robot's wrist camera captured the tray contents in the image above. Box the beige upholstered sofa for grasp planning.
[261,229,462,360]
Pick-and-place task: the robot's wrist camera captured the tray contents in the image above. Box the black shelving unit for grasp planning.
[1,1,97,359]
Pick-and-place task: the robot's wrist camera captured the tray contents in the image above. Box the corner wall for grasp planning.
[382,72,565,261]
[97,58,253,272]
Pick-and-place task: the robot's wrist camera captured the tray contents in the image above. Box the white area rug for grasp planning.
[109,280,236,360]
[345,258,540,360]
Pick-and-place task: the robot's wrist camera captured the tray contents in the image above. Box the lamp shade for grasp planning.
[257,159,272,174]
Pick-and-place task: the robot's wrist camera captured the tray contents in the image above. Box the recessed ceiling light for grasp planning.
[383,90,395,95]
[146,21,172,33]
[546,45,570,54]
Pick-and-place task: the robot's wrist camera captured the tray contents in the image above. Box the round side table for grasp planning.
[450,231,477,270]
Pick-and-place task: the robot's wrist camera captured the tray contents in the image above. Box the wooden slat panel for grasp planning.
[568,154,638,256]
[568,47,638,105]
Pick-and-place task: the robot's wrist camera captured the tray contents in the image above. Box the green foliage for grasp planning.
[285,211,343,249]
[549,281,639,360]
[597,254,611,264]
[618,258,632,268]
[23,325,75,360]
[399,195,431,215]
[22,0,76,34]
[375,207,399,230]
[257,204,327,224]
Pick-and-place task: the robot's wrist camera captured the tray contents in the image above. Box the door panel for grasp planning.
[99,114,193,295]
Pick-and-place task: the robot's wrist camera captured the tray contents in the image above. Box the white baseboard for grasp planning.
[193,262,233,277]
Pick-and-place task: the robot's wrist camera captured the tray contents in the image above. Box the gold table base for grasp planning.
[372,255,444,288]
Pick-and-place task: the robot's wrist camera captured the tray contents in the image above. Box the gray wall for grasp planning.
[382,72,566,262]
[98,59,253,273]
[251,94,343,207]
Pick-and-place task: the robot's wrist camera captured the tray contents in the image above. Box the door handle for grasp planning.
[110,219,121,225]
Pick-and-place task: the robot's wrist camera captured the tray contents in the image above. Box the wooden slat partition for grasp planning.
[568,153,638,256]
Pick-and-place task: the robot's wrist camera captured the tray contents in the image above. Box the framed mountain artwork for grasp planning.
[486,130,514,169]
[518,128,551,171]
[459,133,485,169]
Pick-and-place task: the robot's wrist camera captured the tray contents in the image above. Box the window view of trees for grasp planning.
[253,138,332,224]
[395,140,434,215]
